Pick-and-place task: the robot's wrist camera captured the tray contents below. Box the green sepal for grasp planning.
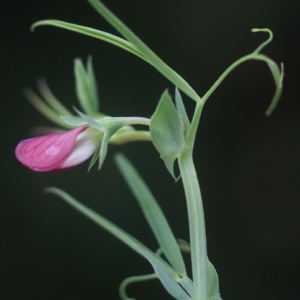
[88,145,101,171]
[60,116,88,126]
[23,88,74,130]
[150,90,186,179]
[37,78,73,117]
[207,260,222,300]
[175,88,190,133]
[74,56,99,116]
[140,249,192,300]
[98,130,114,169]
[74,108,124,169]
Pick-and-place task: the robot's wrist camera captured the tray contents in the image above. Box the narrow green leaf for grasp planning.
[175,88,190,132]
[150,91,186,179]
[45,187,179,279]
[31,20,145,60]
[252,54,283,116]
[266,59,281,85]
[115,153,186,276]
[178,277,194,298]
[207,260,222,300]
[32,12,200,102]
[266,87,283,117]
[88,0,200,102]
[141,249,191,300]
[265,59,283,116]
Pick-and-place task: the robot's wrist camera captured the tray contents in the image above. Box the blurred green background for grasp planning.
[1,0,300,299]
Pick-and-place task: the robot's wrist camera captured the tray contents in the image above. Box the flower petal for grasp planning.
[15,126,84,171]
[58,128,100,169]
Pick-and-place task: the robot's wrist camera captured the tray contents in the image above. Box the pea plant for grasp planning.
[15,1,283,299]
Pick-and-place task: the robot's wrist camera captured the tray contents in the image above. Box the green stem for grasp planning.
[199,52,282,116]
[180,54,254,300]
[199,53,254,106]
[187,101,204,148]
[121,116,151,126]
[177,30,280,300]
[119,273,157,300]
[178,151,207,300]
[109,130,151,144]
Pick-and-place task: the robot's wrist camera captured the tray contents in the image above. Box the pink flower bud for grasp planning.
[15,126,99,172]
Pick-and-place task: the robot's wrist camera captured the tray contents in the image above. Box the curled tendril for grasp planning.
[251,28,273,54]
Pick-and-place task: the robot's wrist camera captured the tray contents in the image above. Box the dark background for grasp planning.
[1,0,300,299]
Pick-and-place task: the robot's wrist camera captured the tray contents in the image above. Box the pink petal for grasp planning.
[15,126,84,172]
[58,128,99,169]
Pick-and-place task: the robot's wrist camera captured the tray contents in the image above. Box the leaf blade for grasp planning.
[150,91,186,179]
[31,20,145,60]
[45,187,179,279]
[88,0,200,102]
[115,153,186,276]
[207,260,222,300]
[141,249,191,300]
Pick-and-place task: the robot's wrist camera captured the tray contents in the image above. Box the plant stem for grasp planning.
[178,151,207,300]
[121,116,151,126]
[199,54,254,106]
[199,52,276,107]
[109,130,151,144]
[119,273,157,300]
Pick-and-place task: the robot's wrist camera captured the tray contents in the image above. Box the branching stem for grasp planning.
[178,151,207,300]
